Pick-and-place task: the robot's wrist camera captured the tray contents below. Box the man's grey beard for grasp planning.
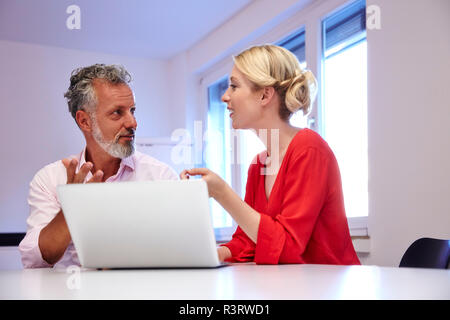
[90,115,135,159]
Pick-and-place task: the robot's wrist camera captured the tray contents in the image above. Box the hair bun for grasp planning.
[284,69,317,115]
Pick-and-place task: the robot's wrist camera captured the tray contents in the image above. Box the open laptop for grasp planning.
[57,179,223,269]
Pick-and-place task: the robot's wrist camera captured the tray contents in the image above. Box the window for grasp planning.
[276,28,308,129]
[277,28,306,67]
[206,77,236,240]
[321,0,368,220]
[205,77,268,239]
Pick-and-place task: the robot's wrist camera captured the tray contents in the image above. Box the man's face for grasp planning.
[90,79,137,159]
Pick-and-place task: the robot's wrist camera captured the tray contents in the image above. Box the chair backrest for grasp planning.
[399,237,450,269]
[0,233,25,270]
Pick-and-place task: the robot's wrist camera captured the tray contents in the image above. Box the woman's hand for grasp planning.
[217,246,232,262]
[181,167,261,243]
[180,168,227,200]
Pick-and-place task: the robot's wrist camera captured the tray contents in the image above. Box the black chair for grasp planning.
[399,237,450,269]
[0,233,25,246]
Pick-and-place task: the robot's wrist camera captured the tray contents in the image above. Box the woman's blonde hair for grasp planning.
[233,44,317,120]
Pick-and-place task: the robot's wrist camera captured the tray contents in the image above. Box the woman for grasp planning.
[181,45,360,265]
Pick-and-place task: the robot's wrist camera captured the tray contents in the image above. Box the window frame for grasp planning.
[199,60,239,241]
[320,0,368,235]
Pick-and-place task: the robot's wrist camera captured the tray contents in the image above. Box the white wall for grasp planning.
[366,0,450,266]
[0,40,172,232]
[168,0,450,267]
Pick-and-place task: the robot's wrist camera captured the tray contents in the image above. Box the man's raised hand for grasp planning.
[62,158,104,184]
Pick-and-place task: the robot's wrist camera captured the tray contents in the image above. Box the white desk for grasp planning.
[0,264,449,300]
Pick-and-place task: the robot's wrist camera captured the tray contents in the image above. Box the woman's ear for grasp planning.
[260,86,276,106]
[76,110,92,132]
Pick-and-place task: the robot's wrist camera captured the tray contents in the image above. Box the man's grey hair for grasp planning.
[63,64,132,120]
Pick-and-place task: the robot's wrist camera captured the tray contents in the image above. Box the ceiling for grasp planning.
[0,0,253,59]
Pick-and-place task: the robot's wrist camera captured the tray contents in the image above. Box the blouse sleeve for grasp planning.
[254,147,330,264]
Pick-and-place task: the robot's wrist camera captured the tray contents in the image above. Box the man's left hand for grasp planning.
[62,158,104,183]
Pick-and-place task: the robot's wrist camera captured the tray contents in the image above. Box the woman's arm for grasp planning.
[215,183,261,243]
[181,168,261,243]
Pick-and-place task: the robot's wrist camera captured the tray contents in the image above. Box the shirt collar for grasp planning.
[78,147,136,172]
[121,152,136,171]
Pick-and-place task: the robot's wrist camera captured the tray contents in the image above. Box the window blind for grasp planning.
[277,29,306,63]
[323,0,366,56]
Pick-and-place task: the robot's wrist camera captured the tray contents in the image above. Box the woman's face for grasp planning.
[221,66,263,129]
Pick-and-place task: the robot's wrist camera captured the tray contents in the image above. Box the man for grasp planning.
[19,64,178,268]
